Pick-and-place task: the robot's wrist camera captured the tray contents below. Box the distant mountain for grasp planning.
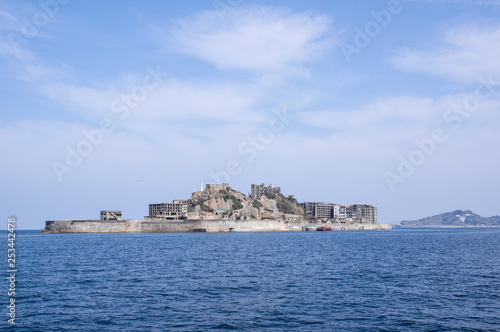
[401,210,500,227]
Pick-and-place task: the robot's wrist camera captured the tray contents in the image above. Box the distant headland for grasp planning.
[42,183,391,233]
[400,210,500,227]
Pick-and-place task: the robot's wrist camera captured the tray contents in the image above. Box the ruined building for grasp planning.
[147,200,188,220]
[301,202,377,224]
[250,183,281,199]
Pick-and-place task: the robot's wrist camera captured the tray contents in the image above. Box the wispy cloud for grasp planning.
[298,92,500,149]
[0,7,21,31]
[392,23,500,81]
[168,6,336,72]
[299,96,438,140]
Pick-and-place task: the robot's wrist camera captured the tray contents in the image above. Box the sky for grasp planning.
[1,0,500,229]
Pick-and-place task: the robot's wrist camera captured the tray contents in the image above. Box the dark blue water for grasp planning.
[2,228,500,331]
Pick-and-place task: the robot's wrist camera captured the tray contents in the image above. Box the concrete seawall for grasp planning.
[41,219,392,233]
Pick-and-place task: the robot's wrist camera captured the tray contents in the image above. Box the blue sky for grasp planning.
[1,0,500,229]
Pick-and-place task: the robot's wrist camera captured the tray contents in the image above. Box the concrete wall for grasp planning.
[42,220,132,233]
[42,219,290,233]
[42,219,392,233]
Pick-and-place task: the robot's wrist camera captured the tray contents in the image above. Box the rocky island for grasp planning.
[42,183,391,233]
[400,210,500,227]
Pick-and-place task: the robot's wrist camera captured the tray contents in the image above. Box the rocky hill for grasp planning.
[189,184,304,221]
[401,210,500,227]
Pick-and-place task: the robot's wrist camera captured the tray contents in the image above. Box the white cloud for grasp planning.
[0,120,85,180]
[169,6,335,71]
[37,78,265,127]
[392,23,500,81]
[38,83,120,118]
[135,79,262,122]
[297,91,500,155]
[0,8,21,30]
[299,96,438,141]
[0,30,75,85]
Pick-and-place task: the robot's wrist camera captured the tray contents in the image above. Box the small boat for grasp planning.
[316,225,332,231]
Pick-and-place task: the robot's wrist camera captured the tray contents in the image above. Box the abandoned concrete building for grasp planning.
[100,210,122,220]
[301,202,377,224]
[147,200,188,220]
[102,182,377,224]
[250,183,281,199]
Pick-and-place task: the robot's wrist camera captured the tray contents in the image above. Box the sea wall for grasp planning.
[42,219,290,233]
[41,219,392,233]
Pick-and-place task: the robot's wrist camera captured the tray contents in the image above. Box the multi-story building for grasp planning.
[333,204,340,219]
[301,202,377,224]
[205,183,229,193]
[351,204,377,224]
[315,203,334,219]
[148,200,188,220]
[250,183,281,199]
[339,205,351,219]
[302,202,317,215]
[301,202,337,219]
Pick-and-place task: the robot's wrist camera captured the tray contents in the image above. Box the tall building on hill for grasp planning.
[250,183,281,199]
[205,183,229,193]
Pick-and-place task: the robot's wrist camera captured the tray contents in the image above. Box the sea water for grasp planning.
[2,228,499,331]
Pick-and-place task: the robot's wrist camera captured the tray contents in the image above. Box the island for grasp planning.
[42,183,392,233]
[400,210,500,227]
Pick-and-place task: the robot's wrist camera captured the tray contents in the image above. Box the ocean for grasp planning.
[2,228,500,331]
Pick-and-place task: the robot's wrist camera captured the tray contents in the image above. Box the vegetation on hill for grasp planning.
[231,198,243,210]
[264,192,276,199]
[189,185,305,220]
[201,204,214,212]
[400,210,500,226]
[220,190,244,210]
[276,194,295,214]
[191,198,215,212]
[252,199,263,208]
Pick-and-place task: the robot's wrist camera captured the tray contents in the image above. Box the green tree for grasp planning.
[232,199,243,210]
[264,192,276,199]
[252,199,263,208]
[201,204,214,212]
